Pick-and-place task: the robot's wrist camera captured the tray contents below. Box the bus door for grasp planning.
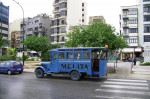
[51,51,58,72]
[92,49,107,77]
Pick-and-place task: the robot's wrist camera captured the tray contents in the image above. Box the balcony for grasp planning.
[59,0,67,3]
[123,34,129,38]
[143,11,150,15]
[123,24,129,28]
[143,0,150,5]
[53,0,59,6]
[123,15,129,19]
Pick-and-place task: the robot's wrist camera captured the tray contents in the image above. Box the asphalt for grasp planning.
[23,61,150,80]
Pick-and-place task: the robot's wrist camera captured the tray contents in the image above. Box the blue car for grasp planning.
[0,61,23,75]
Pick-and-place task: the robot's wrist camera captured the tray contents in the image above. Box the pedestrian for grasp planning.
[134,55,136,65]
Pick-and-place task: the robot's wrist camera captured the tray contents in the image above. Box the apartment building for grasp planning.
[10,31,20,50]
[89,16,106,24]
[51,0,87,46]
[20,14,51,49]
[0,2,9,40]
[138,0,150,62]
[120,5,143,61]
[9,19,22,40]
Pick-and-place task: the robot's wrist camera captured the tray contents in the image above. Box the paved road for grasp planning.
[0,73,150,99]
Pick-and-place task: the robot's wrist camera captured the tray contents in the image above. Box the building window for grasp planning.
[59,2,67,9]
[60,20,66,25]
[82,14,84,17]
[82,9,84,11]
[144,6,150,13]
[129,18,137,24]
[144,26,150,33]
[35,20,39,23]
[61,28,66,33]
[60,10,67,17]
[129,28,138,33]
[129,38,138,43]
[144,16,150,22]
[82,19,84,22]
[144,35,150,42]
[82,3,84,7]
[129,9,137,15]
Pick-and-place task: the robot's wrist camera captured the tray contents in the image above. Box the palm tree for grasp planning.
[0,35,6,49]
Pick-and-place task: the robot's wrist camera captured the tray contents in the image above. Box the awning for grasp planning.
[122,48,142,53]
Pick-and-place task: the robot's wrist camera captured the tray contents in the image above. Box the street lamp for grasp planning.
[12,0,25,65]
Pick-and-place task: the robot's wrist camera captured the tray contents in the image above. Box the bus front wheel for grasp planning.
[35,69,44,78]
[70,71,80,81]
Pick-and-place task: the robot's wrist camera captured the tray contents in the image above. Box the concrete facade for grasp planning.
[0,2,9,40]
[51,0,87,46]
[9,19,22,41]
[20,14,52,49]
[120,5,143,61]
[138,0,150,62]
[89,16,106,24]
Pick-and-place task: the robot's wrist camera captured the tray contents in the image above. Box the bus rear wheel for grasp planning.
[35,69,44,78]
[70,71,80,81]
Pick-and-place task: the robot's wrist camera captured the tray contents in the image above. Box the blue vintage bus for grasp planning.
[35,47,108,80]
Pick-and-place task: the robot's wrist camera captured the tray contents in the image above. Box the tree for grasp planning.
[65,21,127,51]
[0,35,6,49]
[24,35,51,53]
[23,35,61,61]
[7,47,17,60]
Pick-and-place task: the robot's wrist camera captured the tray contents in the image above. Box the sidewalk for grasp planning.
[107,62,150,80]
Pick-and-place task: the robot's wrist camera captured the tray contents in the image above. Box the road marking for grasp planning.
[101,85,149,90]
[95,89,150,96]
[104,81,148,86]
[92,95,142,99]
[107,79,147,83]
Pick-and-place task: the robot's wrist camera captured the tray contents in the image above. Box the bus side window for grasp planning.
[54,53,57,60]
[83,52,90,59]
[75,52,81,59]
[59,52,65,59]
[67,52,73,59]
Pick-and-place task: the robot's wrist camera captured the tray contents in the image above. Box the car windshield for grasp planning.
[0,62,5,66]
[14,61,22,65]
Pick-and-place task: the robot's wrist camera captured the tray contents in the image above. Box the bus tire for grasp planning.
[70,71,80,81]
[35,69,44,78]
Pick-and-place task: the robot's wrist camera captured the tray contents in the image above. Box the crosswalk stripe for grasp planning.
[104,81,148,86]
[107,79,147,83]
[92,95,142,99]
[101,85,149,90]
[95,89,150,96]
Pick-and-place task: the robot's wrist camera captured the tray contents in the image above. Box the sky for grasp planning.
[1,0,137,32]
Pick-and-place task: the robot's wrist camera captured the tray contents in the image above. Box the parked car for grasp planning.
[0,61,23,75]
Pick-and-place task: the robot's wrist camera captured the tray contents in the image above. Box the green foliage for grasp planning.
[26,58,35,61]
[41,51,49,61]
[65,21,127,51]
[41,44,61,61]
[24,35,61,61]
[140,62,150,66]
[23,54,28,61]
[23,35,51,53]
[0,55,15,61]
[0,35,7,49]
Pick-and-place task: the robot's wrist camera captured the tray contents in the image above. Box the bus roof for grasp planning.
[49,47,107,52]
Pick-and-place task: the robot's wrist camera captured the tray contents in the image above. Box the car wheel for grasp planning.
[8,70,12,75]
[35,69,44,78]
[70,71,80,81]
[19,71,23,74]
